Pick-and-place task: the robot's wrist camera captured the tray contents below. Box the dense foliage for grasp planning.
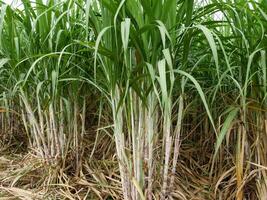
[0,0,267,199]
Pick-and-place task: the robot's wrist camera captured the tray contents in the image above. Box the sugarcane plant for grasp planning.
[0,0,266,199]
